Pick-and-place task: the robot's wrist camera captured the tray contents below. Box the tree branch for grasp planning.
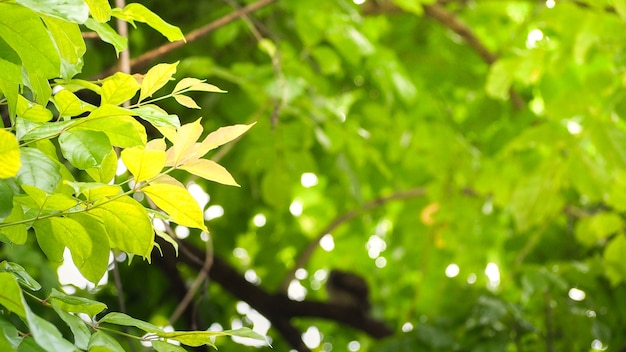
[280,187,426,292]
[98,0,277,78]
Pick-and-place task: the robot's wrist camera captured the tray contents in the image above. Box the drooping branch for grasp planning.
[98,0,278,77]
[280,187,426,292]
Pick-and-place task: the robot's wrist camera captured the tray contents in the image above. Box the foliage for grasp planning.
[0,1,261,351]
[4,0,626,351]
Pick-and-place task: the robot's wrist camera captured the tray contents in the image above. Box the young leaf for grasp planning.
[164,118,203,166]
[121,146,166,183]
[0,272,27,318]
[193,123,256,159]
[58,130,112,170]
[154,229,178,256]
[98,312,162,333]
[172,78,226,94]
[86,149,118,183]
[174,94,201,109]
[101,72,140,105]
[90,196,154,257]
[0,129,20,179]
[180,159,240,187]
[139,62,179,102]
[172,77,203,93]
[112,3,184,42]
[142,184,207,232]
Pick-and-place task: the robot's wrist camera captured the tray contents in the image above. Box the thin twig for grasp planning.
[98,0,277,78]
[280,188,426,292]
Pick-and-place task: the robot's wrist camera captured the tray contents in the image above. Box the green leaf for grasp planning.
[159,328,266,348]
[59,130,112,170]
[90,196,154,257]
[85,0,111,22]
[67,213,110,283]
[0,130,20,178]
[16,95,53,122]
[51,304,91,350]
[17,119,74,142]
[112,3,184,42]
[26,72,53,106]
[0,3,60,78]
[16,0,89,23]
[180,159,239,186]
[41,16,86,65]
[98,312,162,333]
[0,205,27,245]
[154,229,178,256]
[26,304,79,352]
[485,58,517,100]
[605,234,626,285]
[0,272,27,318]
[133,105,181,129]
[139,62,179,102]
[0,179,14,218]
[75,105,147,147]
[84,18,127,55]
[121,146,166,183]
[86,149,118,184]
[152,340,188,352]
[34,217,92,268]
[0,315,22,350]
[49,289,107,318]
[53,89,94,117]
[16,148,62,193]
[142,184,207,232]
[1,261,41,291]
[88,331,125,352]
[101,72,140,105]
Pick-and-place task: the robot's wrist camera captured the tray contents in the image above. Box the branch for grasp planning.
[98,0,277,78]
[280,188,426,291]
[152,239,392,352]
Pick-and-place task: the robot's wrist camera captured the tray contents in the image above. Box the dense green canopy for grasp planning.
[3,0,626,351]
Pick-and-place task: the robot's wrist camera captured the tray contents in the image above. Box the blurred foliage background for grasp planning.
[8,0,626,351]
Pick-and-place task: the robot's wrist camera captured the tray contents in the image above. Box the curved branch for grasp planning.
[98,0,277,77]
[280,188,426,292]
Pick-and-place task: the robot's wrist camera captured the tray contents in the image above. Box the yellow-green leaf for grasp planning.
[164,118,203,166]
[172,77,203,93]
[142,184,207,231]
[101,72,140,105]
[0,130,20,178]
[173,94,200,109]
[185,82,226,93]
[90,196,154,257]
[0,205,27,245]
[192,123,255,160]
[0,272,26,318]
[85,0,111,22]
[180,159,239,187]
[16,95,52,122]
[121,146,165,183]
[53,89,94,117]
[139,62,178,102]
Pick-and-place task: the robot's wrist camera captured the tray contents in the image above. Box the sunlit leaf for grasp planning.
[121,146,166,183]
[88,331,125,352]
[173,94,200,109]
[152,340,188,352]
[16,95,52,122]
[75,105,147,147]
[112,3,184,42]
[84,0,111,22]
[1,261,41,291]
[67,213,110,283]
[16,0,89,23]
[142,184,207,231]
[53,89,94,117]
[16,147,61,193]
[51,304,91,350]
[49,289,107,317]
[192,123,255,159]
[133,104,181,129]
[180,159,239,186]
[90,196,153,257]
[139,62,179,102]
[165,118,203,166]
[84,18,127,54]
[101,72,140,105]
[0,130,20,179]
